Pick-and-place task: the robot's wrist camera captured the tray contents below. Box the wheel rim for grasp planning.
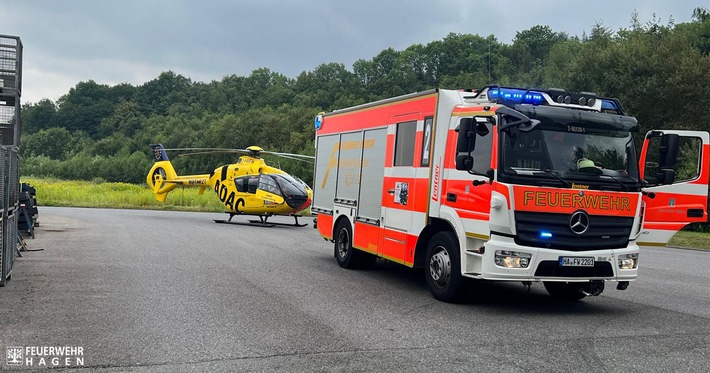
[337,228,349,260]
[429,246,451,288]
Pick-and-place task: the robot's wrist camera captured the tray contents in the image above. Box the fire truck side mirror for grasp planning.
[456,117,492,171]
[456,118,476,154]
[658,133,680,171]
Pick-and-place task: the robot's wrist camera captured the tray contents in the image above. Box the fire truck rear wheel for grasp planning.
[334,219,370,269]
[425,232,464,303]
[543,282,588,301]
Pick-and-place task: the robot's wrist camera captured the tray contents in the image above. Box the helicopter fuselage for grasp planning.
[147,146,313,217]
[146,144,313,216]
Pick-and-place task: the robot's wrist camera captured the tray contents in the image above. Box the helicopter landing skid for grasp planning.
[247,215,308,227]
[213,213,307,227]
[213,219,276,227]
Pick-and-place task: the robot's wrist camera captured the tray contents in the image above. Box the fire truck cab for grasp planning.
[312,86,709,302]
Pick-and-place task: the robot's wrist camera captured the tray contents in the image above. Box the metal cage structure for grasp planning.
[0,34,22,286]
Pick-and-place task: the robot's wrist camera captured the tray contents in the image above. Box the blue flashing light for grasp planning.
[314,113,324,130]
[489,88,545,105]
[539,231,553,239]
[601,99,619,111]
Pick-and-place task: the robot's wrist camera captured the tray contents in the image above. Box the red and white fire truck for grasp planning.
[311,86,709,302]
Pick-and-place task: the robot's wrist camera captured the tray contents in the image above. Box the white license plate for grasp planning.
[559,257,594,267]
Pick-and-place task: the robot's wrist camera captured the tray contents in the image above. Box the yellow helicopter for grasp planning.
[146,144,314,227]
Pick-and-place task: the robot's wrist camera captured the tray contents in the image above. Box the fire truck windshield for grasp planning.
[499,126,639,190]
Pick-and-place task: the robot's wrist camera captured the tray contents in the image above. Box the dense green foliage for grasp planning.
[21,8,710,192]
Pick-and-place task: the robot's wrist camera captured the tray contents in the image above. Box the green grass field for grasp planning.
[22,177,224,212]
[20,177,709,250]
[668,230,710,250]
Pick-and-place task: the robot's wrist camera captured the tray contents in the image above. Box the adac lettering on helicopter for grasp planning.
[513,186,638,216]
[214,179,237,209]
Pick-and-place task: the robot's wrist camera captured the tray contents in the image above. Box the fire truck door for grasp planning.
[379,121,417,263]
[639,130,710,247]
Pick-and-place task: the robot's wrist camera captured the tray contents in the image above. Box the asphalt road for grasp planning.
[1,207,708,372]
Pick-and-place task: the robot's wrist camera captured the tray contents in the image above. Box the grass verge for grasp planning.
[668,231,710,251]
[21,177,224,212]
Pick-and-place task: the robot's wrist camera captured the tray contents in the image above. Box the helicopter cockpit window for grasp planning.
[272,173,309,198]
[259,175,282,196]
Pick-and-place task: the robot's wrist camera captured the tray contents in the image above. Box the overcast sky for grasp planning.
[1,0,704,104]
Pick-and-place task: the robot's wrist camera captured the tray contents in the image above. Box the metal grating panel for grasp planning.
[7,148,18,209]
[0,95,18,125]
[0,148,6,212]
[0,94,20,146]
[0,212,16,286]
[0,216,3,286]
[3,212,15,282]
[0,35,22,92]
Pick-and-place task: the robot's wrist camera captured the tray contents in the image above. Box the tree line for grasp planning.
[20,8,710,190]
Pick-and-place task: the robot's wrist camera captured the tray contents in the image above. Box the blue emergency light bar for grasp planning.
[601,99,620,112]
[484,86,627,115]
[488,88,545,105]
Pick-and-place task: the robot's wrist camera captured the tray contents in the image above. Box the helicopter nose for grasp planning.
[286,194,310,210]
[286,189,312,212]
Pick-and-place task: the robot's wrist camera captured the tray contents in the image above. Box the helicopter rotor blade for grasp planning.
[263,153,314,163]
[163,146,314,161]
[163,147,249,153]
[175,150,249,157]
[259,151,315,161]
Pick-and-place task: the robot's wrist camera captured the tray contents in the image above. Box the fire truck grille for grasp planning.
[534,261,614,277]
[514,212,633,251]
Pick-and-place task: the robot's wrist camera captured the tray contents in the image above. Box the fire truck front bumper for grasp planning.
[463,234,639,283]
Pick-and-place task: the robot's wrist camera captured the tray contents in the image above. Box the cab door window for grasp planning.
[394,121,416,166]
[644,136,702,185]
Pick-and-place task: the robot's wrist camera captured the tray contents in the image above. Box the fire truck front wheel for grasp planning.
[425,232,465,303]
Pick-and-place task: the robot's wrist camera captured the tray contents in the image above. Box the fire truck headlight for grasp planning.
[618,253,638,269]
[495,250,531,268]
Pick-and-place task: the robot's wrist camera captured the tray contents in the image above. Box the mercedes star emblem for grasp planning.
[570,210,590,235]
